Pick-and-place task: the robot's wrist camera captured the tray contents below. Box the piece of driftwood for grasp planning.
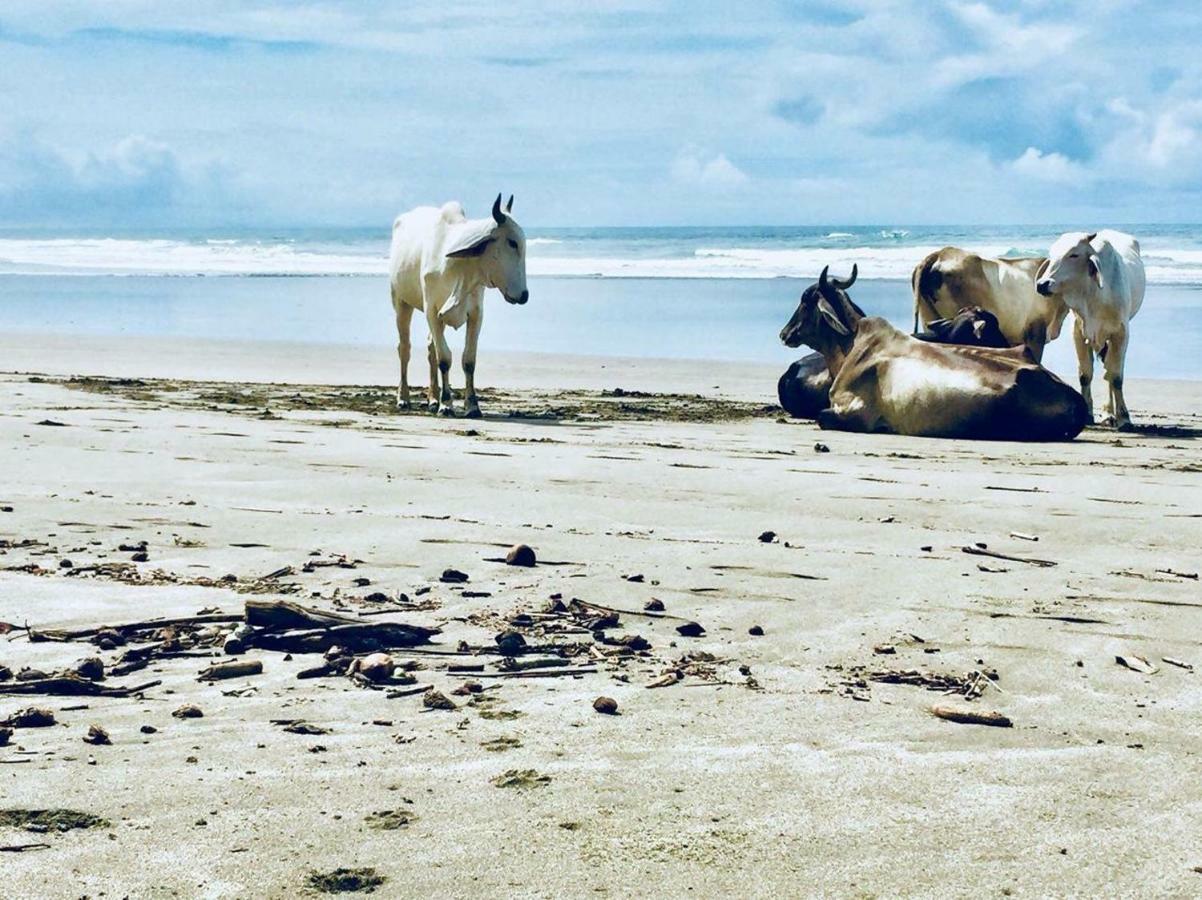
[252,621,439,654]
[0,842,51,852]
[930,705,1013,727]
[244,599,358,631]
[0,676,161,697]
[386,684,433,699]
[197,660,263,681]
[473,667,598,679]
[29,613,242,643]
[1163,657,1194,671]
[497,657,571,672]
[568,598,690,623]
[961,546,1057,568]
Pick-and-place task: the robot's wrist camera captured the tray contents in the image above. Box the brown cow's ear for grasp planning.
[817,294,850,336]
[1088,254,1104,289]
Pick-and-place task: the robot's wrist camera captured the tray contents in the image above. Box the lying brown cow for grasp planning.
[781,266,1087,440]
[912,247,1066,361]
[779,275,1007,420]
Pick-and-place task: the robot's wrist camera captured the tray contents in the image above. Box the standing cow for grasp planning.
[912,248,1066,360]
[1036,230,1145,429]
[388,194,528,417]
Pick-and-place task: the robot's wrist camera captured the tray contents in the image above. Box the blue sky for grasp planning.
[1,1,1200,227]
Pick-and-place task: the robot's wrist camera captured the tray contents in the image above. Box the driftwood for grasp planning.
[0,676,162,698]
[386,684,433,698]
[0,842,51,853]
[930,705,1013,727]
[497,657,571,672]
[252,622,439,654]
[961,546,1057,568]
[473,667,598,679]
[568,598,690,623]
[198,660,263,681]
[29,613,242,643]
[244,599,358,631]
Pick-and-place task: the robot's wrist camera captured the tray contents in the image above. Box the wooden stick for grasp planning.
[473,667,598,679]
[0,842,51,852]
[29,613,242,642]
[961,546,1056,568]
[197,660,263,681]
[0,677,161,697]
[930,705,1013,727]
[569,599,690,622]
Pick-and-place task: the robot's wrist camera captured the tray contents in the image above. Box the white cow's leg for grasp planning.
[394,303,414,410]
[427,310,455,416]
[1102,327,1132,430]
[462,302,484,419]
[1072,315,1095,424]
[426,336,439,413]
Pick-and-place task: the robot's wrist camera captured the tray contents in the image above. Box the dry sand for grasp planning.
[2,336,1201,898]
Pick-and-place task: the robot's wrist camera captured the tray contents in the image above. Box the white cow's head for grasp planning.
[445,194,529,305]
[1036,232,1103,297]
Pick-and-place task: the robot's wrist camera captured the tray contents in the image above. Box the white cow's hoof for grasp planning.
[464,406,482,420]
[396,399,412,411]
[426,400,440,414]
[1115,419,1135,432]
[438,404,456,417]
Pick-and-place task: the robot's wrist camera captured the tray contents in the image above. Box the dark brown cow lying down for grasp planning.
[778,275,1008,420]
[780,267,1088,440]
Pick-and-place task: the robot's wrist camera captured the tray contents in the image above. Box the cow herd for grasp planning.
[388,195,1144,441]
[779,230,1146,439]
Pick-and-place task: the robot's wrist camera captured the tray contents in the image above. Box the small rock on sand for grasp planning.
[73,657,105,681]
[7,707,55,728]
[505,544,537,567]
[644,599,665,612]
[758,531,776,543]
[495,630,527,655]
[440,568,469,584]
[593,696,619,715]
[814,442,830,453]
[749,625,764,636]
[0,726,12,746]
[140,725,157,734]
[676,621,706,638]
[172,704,203,719]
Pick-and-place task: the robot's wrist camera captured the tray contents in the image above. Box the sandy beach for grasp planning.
[2,336,1201,898]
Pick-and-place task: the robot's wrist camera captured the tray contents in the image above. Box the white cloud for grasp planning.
[1011,147,1084,183]
[671,147,748,189]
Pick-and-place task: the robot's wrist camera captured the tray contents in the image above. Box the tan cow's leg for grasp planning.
[394,303,414,409]
[1102,327,1132,430]
[1072,315,1095,424]
[462,302,484,419]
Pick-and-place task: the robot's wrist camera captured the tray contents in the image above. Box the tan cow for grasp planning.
[912,247,1066,360]
[781,267,1088,440]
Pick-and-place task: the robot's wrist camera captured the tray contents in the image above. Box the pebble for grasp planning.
[644,599,666,613]
[748,625,764,636]
[422,690,456,711]
[172,704,204,719]
[59,559,73,569]
[73,657,106,681]
[758,531,776,543]
[495,630,527,655]
[676,621,706,638]
[440,568,469,584]
[131,551,150,563]
[593,696,619,715]
[140,725,157,734]
[505,544,537,567]
[0,726,11,746]
[814,442,830,453]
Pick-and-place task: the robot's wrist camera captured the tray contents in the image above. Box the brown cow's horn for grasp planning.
[831,264,858,290]
[506,194,514,213]
[818,265,830,290]
[492,193,505,224]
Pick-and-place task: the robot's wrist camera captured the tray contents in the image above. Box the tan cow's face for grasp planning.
[1037,232,1102,297]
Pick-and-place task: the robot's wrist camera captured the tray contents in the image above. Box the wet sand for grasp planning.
[2,337,1201,897]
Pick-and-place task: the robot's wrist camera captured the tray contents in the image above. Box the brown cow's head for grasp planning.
[780,265,864,350]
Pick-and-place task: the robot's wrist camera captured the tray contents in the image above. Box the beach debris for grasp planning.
[505,544,537,567]
[1,707,55,728]
[0,665,11,682]
[644,599,665,612]
[675,621,705,638]
[172,704,204,719]
[495,630,528,655]
[930,706,1013,728]
[365,809,417,830]
[15,668,48,681]
[307,867,387,894]
[748,625,764,636]
[0,675,160,698]
[961,545,1057,567]
[0,809,110,832]
[1163,657,1194,672]
[198,659,263,681]
[647,669,683,689]
[140,724,157,734]
[72,658,105,681]
[0,727,11,746]
[624,573,645,583]
[481,736,521,752]
[1009,531,1039,542]
[491,769,551,789]
[1157,568,1198,580]
[451,681,483,696]
[82,724,111,746]
[422,690,456,711]
[440,568,469,584]
[281,721,329,735]
[813,442,830,453]
[758,531,777,543]
[873,644,897,655]
[1115,654,1158,674]
[593,696,619,715]
[347,653,395,683]
[0,842,50,853]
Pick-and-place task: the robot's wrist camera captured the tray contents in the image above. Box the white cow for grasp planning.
[1036,230,1145,429]
[388,194,528,417]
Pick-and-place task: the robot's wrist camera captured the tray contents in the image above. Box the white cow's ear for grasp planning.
[445,221,496,259]
[1088,254,1104,289]
[1035,258,1050,281]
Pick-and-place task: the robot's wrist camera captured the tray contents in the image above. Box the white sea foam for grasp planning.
[1,235,1201,283]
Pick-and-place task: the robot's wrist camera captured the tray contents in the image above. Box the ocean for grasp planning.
[2,225,1201,381]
